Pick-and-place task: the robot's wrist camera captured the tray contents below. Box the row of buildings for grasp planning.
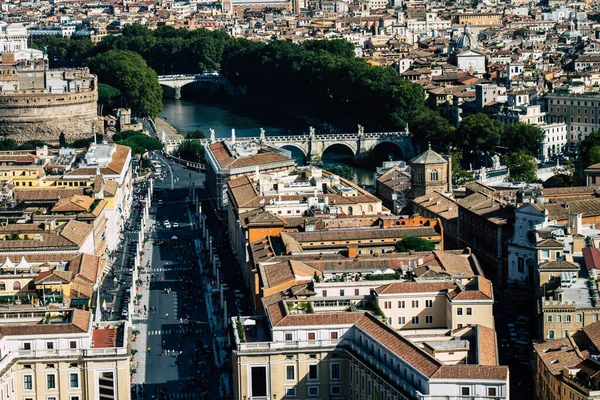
[0,142,136,400]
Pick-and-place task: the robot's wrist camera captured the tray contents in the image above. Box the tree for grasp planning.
[185,130,206,139]
[59,132,67,148]
[502,123,544,158]
[0,139,18,151]
[30,36,94,68]
[327,165,355,181]
[455,114,504,154]
[410,109,455,150]
[302,39,355,58]
[113,130,163,155]
[395,237,435,252]
[503,151,538,182]
[86,50,163,118]
[550,160,582,187]
[98,84,122,114]
[176,140,205,163]
[580,131,600,168]
[18,140,50,150]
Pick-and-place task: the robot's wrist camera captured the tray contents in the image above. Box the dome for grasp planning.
[456,24,477,49]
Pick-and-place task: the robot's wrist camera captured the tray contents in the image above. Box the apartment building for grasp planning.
[374,276,494,331]
[545,92,600,142]
[534,322,600,400]
[205,138,295,212]
[232,305,508,400]
[0,307,129,400]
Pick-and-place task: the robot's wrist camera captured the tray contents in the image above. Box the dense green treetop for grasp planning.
[395,237,436,252]
[176,140,205,163]
[30,36,94,68]
[502,123,544,158]
[455,114,504,154]
[113,130,163,155]
[410,108,455,150]
[86,50,163,118]
[503,151,538,183]
[580,131,600,168]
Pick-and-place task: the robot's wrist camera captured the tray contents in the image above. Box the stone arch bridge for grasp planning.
[158,73,224,99]
[161,125,415,163]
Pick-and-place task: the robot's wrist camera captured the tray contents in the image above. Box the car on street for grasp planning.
[173,222,179,228]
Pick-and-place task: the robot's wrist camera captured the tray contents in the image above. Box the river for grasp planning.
[159,98,378,186]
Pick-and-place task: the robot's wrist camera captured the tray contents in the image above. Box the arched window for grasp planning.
[347,206,353,215]
[0,282,5,291]
[13,281,20,291]
[430,170,439,181]
[368,205,374,213]
[548,330,555,339]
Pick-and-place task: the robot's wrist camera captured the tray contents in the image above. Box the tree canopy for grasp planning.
[502,123,544,158]
[503,151,538,183]
[86,50,163,118]
[410,108,455,150]
[395,237,435,252]
[580,131,600,168]
[455,113,504,154]
[175,140,205,163]
[113,130,163,155]
[30,36,94,68]
[326,165,355,181]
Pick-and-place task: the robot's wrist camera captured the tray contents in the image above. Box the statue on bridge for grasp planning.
[309,126,315,138]
[260,128,265,142]
[492,154,501,170]
[358,124,364,137]
[404,123,410,136]
[210,128,216,143]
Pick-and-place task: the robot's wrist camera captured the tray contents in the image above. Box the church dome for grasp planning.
[455,24,477,49]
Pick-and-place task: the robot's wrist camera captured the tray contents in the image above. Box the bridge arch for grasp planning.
[371,140,405,160]
[279,144,307,157]
[322,142,357,157]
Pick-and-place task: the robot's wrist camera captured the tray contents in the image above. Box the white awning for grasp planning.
[243,319,256,326]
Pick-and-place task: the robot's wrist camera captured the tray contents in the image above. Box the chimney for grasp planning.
[231,128,236,144]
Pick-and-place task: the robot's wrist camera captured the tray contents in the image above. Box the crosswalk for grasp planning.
[169,393,202,399]
[151,266,192,272]
[147,329,187,336]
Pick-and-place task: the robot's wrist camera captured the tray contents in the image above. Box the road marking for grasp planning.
[147,329,189,336]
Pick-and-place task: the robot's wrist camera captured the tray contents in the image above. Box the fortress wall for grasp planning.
[0,90,98,144]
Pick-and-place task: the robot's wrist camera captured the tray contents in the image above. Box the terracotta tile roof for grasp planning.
[68,253,100,284]
[450,276,493,301]
[538,259,580,271]
[534,337,583,376]
[34,269,72,284]
[375,281,455,295]
[533,199,600,221]
[0,309,90,337]
[282,226,439,244]
[411,190,458,221]
[355,313,442,377]
[542,186,599,197]
[477,325,498,365]
[14,188,85,201]
[430,250,478,276]
[65,144,130,176]
[431,365,508,380]
[51,195,94,213]
[60,220,93,247]
[262,261,295,288]
[266,302,286,326]
[536,239,564,248]
[0,253,79,263]
[209,141,292,170]
[583,321,600,351]
[103,180,118,197]
[274,311,365,327]
[92,327,118,348]
[584,247,600,271]
[458,192,512,225]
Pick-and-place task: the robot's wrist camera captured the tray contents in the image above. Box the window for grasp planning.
[340,290,344,297]
[398,301,405,308]
[69,373,79,388]
[548,330,555,339]
[457,308,463,316]
[398,316,406,324]
[355,289,359,296]
[430,170,439,181]
[70,341,77,349]
[308,332,316,340]
[308,365,318,380]
[23,342,31,350]
[576,314,582,323]
[411,300,419,308]
[0,282,5,291]
[466,308,472,316]
[557,315,562,323]
[412,316,419,324]
[23,375,32,390]
[565,315,572,323]
[13,281,20,290]
[308,386,319,396]
[330,331,338,339]
[322,290,327,297]
[547,315,552,323]
[285,365,295,381]
[47,374,56,390]
[384,301,391,309]
[425,315,433,324]
[286,388,296,396]
[250,366,267,397]
[518,257,524,273]
[488,388,497,396]
[425,300,433,308]
[331,363,341,379]
[46,342,54,350]
[331,386,342,395]
[285,333,292,341]
[461,387,470,396]
[595,314,599,322]
[48,398,57,400]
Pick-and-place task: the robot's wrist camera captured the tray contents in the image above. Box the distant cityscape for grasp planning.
[1,0,600,400]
